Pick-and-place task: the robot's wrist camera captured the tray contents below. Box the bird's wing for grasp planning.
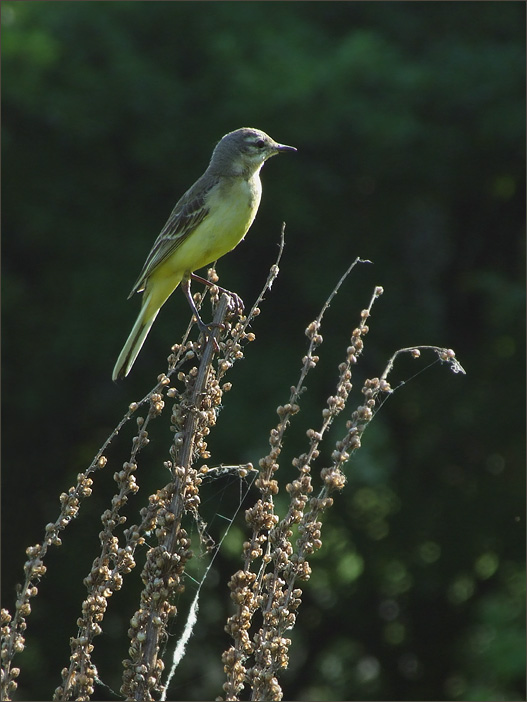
[128,177,216,296]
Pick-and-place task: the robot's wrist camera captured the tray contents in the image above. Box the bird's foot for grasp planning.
[190,273,244,316]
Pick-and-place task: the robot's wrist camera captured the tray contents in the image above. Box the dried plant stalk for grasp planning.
[1,228,465,702]
[120,295,229,701]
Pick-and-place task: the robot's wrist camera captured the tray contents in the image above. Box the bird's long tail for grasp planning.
[112,290,163,381]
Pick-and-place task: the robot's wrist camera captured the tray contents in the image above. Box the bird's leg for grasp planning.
[180,277,223,351]
[190,273,244,315]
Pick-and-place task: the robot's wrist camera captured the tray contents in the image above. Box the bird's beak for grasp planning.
[275,143,297,153]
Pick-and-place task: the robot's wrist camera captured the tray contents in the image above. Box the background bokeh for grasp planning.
[2,3,525,701]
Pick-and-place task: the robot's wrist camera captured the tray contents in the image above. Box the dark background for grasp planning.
[2,2,525,700]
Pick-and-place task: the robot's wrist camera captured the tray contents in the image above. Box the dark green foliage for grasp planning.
[2,2,524,700]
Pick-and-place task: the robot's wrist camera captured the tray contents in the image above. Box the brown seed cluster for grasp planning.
[220,279,390,701]
[54,457,143,700]
[121,527,192,699]
[2,467,100,700]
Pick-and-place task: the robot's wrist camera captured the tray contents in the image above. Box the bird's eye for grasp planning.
[255,139,265,149]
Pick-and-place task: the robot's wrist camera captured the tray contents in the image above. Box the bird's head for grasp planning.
[210,127,296,176]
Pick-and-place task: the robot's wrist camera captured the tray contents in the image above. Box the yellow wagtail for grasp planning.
[112,127,296,380]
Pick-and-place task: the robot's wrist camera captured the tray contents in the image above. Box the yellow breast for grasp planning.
[164,173,262,278]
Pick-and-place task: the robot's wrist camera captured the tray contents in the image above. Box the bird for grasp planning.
[112,127,296,380]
